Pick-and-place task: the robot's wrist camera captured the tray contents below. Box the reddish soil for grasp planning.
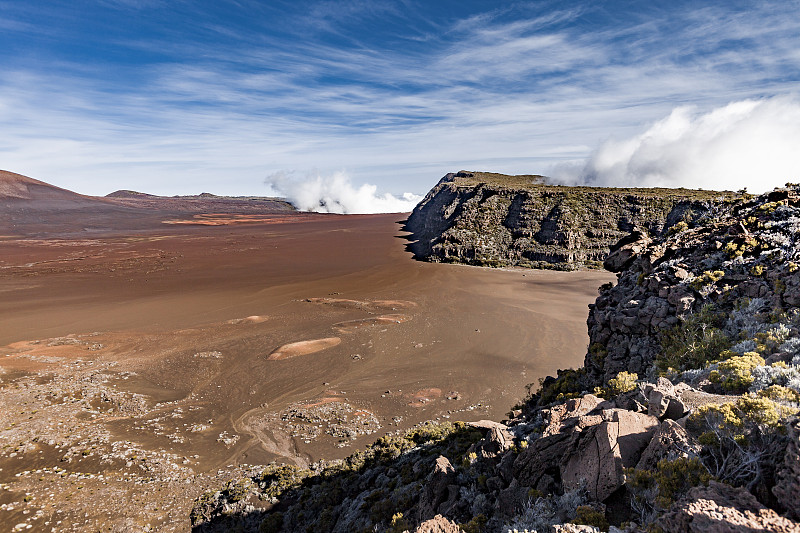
[0,171,614,531]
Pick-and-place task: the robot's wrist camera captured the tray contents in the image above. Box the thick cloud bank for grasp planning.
[552,96,800,192]
[266,171,422,214]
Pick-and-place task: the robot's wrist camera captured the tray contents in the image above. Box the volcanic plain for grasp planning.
[0,171,613,531]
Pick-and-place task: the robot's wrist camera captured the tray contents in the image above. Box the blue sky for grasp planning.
[1,0,799,203]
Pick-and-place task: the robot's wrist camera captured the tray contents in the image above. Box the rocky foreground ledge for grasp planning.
[192,185,800,532]
[404,171,739,270]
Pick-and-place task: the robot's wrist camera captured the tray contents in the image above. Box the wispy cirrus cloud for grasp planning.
[0,1,799,201]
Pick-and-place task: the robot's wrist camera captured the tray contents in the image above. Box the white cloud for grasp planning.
[551,96,800,192]
[266,170,422,214]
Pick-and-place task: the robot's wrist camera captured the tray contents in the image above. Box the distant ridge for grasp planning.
[0,169,98,203]
[106,189,158,198]
[0,170,296,237]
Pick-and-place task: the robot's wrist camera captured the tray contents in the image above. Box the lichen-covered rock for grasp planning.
[406,171,727,269]
[656,481,800,532]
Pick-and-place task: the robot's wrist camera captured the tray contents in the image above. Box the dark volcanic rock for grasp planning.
[405,171,730,269]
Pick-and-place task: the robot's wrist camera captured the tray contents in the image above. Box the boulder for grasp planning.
[636,419,701,471]
[470,425,514,459]
[657,481,800,532]
[561,410,658,501]
[604,228,652,273]
[513,431,572,489]
[418,456,456,521]
[647,390,687,420]
[498,478,526,517]
[773,417,800,519]
[414,514,463,533]
[543,394,606,437]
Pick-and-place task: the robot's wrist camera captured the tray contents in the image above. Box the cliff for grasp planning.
[191,185,800,533]
[405,171,736,269]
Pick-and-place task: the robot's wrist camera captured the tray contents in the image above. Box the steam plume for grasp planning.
[551,96,800,192]
[266,171,422,214]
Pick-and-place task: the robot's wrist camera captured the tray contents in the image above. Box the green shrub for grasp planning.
[459,514,488,533]
[688,395,792,487]
[758,385,800,404]
[387,512,410,533]
[668,221,689,235]
[691,270,725,291]
[258,464,309,500]
[657,305,731,372]
[608,371,638,395]
[535,368,587,405]
[708,352,765,392]
[571,505,609,530]
[626,457,711,515]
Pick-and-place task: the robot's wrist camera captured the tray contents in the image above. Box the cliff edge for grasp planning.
[405,171,737,269]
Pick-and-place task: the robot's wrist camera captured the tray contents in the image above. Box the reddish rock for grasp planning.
[561,410,658,501]
[543,394,605,437]
[657,481,800,532]
[414,514,463,533]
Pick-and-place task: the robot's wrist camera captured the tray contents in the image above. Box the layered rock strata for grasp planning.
[405,171,734,269]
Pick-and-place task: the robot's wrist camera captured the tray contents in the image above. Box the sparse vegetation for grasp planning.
[657,305,731,372]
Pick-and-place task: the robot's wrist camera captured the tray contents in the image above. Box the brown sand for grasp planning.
[0,206,614,530]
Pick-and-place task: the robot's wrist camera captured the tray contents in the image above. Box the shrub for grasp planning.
[608,371,638,395]
[459,514,488,533]
[658,305,731,372]
[668,221,689,235]
[688,396,790,488]
[258,464,309,500]
[627,457,711,522]
[259,512,284,533]
[709,352,765,392]
[690,270,725,291]
[758,385,800,405]
[535,368,588,406]
[388,512,410,533]
[571,505,609,530]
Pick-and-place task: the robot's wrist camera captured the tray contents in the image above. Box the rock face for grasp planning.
[584,186,800,384]
[405,171,730,269]
[657,481,800,533]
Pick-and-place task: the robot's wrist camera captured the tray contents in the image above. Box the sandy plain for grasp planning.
[0,183,614,531]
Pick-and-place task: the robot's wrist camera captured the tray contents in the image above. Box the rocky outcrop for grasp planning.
[585,186,800,384]
[405,171,731,269]
[418,456,458,521]
[657,481,800,532]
